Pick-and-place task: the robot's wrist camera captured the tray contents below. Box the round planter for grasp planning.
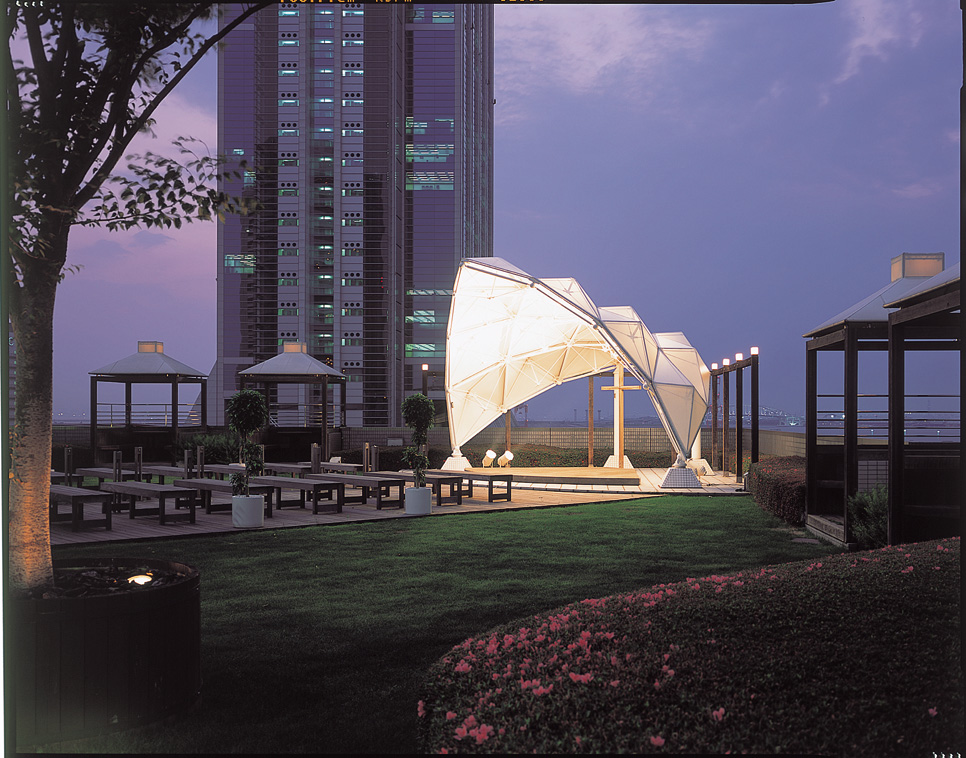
[232,494,264,528]
[404,486,432,515]
[11,558,201,749]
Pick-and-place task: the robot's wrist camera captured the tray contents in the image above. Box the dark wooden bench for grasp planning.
[173,478,275,517]
[125,464,194,483]
[369,471,465,506]
[427,470,513,502]
[250,475,344,514]
[303,472,405,510]
[49,485,113,531]
[197,464,247,480]
[99,481,198,525]
[298,461,364,474]
[262,462,313,477]
[75,467,139,487]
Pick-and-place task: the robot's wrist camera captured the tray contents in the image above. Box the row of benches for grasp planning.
[49,468,512,532]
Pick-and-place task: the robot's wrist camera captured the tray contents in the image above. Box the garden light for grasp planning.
[482,450,497,467]
[127,573,153,586]
[497,450,514,468]
[750,346,759,355]
[736,353,743,362]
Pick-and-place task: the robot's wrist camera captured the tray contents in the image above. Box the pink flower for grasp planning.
[474,724,494,744]
[574,736,582,746]
[712,707,725,722]
[445,711,457,721]
[455,660,472,673]
[417,700,426,717]
[929,707,938,717]
[569,672,593,684]
[654,680,661,690]
[454,725,468,741]
[650,735,665,747]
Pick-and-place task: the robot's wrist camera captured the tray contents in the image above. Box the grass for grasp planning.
[44,496,875,753]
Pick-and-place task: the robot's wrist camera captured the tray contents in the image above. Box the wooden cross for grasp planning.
[601,364,642,468]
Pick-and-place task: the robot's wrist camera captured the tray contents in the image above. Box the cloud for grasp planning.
[832,0,923,85]
[891,178,944,199]
[494,5,714,126]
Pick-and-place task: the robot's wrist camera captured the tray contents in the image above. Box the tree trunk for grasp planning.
[8,224,67,596]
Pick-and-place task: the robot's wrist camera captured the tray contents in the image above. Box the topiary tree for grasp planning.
[401,393,435,488]
[225,389,269,496]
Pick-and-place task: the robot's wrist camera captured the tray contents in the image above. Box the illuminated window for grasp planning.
[278,99,299,107]
[224,254,254,274]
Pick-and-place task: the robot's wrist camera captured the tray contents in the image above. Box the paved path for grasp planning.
[50,469,748,547]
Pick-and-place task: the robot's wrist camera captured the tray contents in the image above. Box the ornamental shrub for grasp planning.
[847,484,889,549]
[745,455,806,526]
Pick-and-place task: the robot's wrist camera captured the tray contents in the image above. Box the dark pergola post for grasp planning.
[124,382,133,428]
[201,380,208,431]
[710,370,718,471]
[843,325,859,542]
[171,377,179,461]
[805,345,818,518]
[722,366,730,475]
[887,319,905,546]
[321,377,329,462]
[587,375,594,467]
[90,376,98,455]
[735,362,743,484]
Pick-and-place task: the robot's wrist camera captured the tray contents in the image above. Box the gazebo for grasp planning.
[237,342,346,460]
[89,341,207,460]
[884,261,960,544]
[802,252,952,545]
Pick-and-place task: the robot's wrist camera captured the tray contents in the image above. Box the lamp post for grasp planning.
[750,347,759,465]
[710,363,718,471]
[722,359,730,479]
[421,363,429,396]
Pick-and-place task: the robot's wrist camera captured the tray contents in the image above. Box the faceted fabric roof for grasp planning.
[445,258,711,459]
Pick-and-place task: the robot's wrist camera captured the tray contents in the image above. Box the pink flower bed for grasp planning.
[417,537,961,754]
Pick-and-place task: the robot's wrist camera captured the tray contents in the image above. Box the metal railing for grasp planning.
[93,403,205,427]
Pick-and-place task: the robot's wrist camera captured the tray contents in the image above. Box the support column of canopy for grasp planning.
[602,364,638,468]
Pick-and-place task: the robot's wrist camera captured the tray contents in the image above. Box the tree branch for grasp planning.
[73,2,272,210]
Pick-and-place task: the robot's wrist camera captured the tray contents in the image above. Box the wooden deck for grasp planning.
[49,468,747,547]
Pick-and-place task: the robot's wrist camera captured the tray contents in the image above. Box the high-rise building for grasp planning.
[211,2,493,426]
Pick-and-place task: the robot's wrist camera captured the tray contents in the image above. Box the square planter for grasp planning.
[404,486,432,515]
[232,495,264,528]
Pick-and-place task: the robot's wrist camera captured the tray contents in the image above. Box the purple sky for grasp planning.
[48,1,961,423]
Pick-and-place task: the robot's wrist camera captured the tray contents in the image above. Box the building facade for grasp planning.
[211,2,493,426]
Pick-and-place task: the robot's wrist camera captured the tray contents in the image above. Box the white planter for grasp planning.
[404,486,432,515]
[232,495,264,529]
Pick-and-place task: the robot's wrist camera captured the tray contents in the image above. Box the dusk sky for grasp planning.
[48,0,961,423]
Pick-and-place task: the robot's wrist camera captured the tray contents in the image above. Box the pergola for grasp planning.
[803,253,953,545]
[89,341,207,458]
[237,342,346,460]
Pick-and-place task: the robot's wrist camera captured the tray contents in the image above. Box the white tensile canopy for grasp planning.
[444,258,710,461]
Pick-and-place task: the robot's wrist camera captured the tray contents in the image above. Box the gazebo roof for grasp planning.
[238,343,346,383]
[803,253,948,339]
[882,262,959,309]
[89,341,206,379]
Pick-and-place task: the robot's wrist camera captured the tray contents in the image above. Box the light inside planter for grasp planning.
[127,573,154,586]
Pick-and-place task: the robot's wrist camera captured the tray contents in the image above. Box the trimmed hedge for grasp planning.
[744,455,806,526]
[332,444,674,471]
[416,537,962,755]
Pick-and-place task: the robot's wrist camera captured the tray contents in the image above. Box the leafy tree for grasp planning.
[4,2,273,596]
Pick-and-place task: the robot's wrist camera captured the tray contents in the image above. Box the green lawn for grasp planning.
[46,496,845,753]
